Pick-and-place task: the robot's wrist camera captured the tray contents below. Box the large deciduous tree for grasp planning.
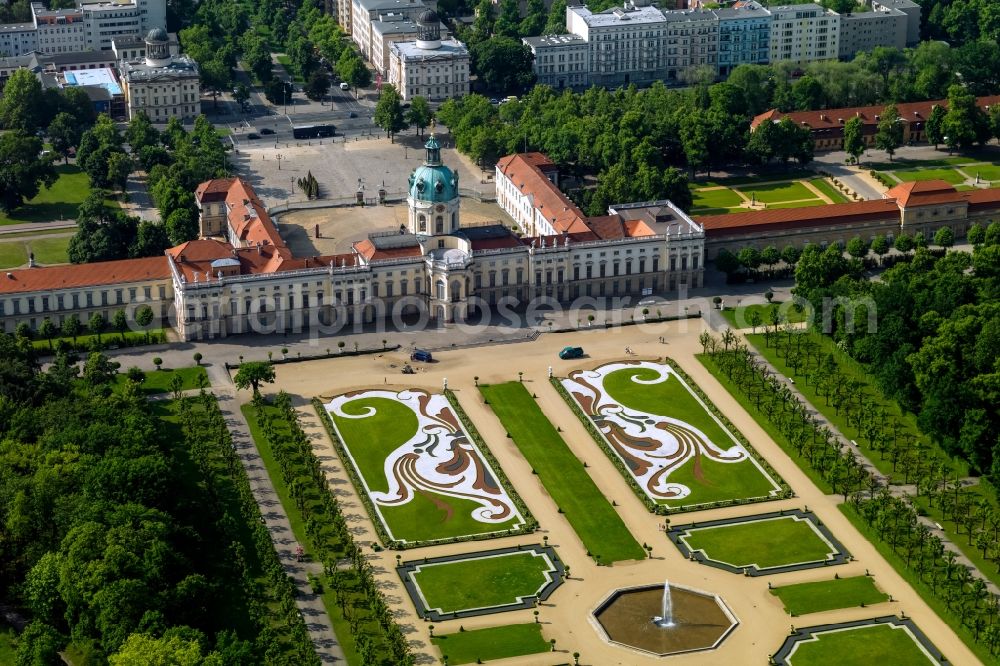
[374,84,407,141]
[234,361,276,396]
[874,103,903,161]
[0,131,56,213]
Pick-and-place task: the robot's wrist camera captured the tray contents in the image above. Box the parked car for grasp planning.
[349,111,357,118]
[260,128,274,135]
[559,346,584,360]
[246,133,260,140]
[340,82,350,91]
[410,349,433,362]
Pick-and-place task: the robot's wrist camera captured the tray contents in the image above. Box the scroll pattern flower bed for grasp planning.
[563,361,781,509]
[324,389,525,544]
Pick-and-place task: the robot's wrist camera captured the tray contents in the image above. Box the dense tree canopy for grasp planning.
[0,132,57,213]
[792,226,1000,479]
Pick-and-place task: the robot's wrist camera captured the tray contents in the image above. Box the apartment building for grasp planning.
[0,0,166,56]
[567,3,671,88]
[838,4,906,59]
[768,4,839,64]
[662,8,719,84]
[716,2,770,77]
[350,0,425,64]
[522,33,589,90]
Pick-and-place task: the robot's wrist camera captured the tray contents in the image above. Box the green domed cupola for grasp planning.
[408,134,459,203]
[406,125,462,235]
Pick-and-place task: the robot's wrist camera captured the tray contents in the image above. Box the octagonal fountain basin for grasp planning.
[591,582,739,657]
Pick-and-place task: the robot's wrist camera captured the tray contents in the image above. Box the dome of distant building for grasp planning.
[408,136,458,203]
[417,9,439,25]
[146,27,168,42]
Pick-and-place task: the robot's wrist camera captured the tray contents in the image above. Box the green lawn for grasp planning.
[768,199,827,210]
[114,365,207,394]
[0,623,17,664]
[691,187,743,211]
[275,54,305,82]
[886,167,965,184]
[735,180,816,204]
[328,393,522,543]
[787,623,935,666]
[720,302,810,329]
[698,353,833,493]
[808,178,850,204]
[771,576,888,615]
[744,331,967,480]
[598,365,778,507]
[964,163,1000,181]
[431,624,548,665]
[0,241,27,268]
[683,515,836,569]
[412,551,553,613]
[26,235,70,265]
[0,165,93,225]
[480,382,645,563]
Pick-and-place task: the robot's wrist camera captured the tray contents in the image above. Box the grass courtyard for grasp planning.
[0,165,94,226]
[786,623,935,666]
[875,156,1000,190]
[719,301,811,329]
[411,551,555,614]
[689,176,846,216]
[771,576,888,616]
[564,362,780,509]
[431,624,548,665]
[480,382,646,563]
[113,365,208,395]
[325,390,524,544]
[681,515,837,570]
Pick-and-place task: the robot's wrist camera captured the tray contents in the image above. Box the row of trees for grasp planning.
[700,333,1000,656]
[373,85,434,141]
[791,224,1000,480]
[248,387,414,665]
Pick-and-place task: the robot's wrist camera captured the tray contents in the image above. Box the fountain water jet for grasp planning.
[652,580,675,628]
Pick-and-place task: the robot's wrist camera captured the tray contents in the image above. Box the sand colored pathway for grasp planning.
[258,320,982,666]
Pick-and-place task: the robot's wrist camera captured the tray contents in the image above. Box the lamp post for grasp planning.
[276,153,284,170]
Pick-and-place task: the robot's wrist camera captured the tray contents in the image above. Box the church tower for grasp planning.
[406,125,460,236]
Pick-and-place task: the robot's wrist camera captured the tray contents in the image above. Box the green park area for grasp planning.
[0,233,72,269]
[719,301,811,329]
[579,363,780,509]
[0,623,16,664]
[682,515,837,570]
[326,390,524,544]
[431,624,549,665]
[480,382,646,563]
[786,623,935,666]
[770,576,888,615]
[690,176,847,216]
[411,551,555,614]
[0,165,94,226]
[875,156,1000,190]
[113,365,208,395]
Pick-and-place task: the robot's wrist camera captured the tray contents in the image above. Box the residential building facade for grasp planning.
[716,3,770,77]
[522,33,589,90]
[838,4,906,60]
[768,4,839,64]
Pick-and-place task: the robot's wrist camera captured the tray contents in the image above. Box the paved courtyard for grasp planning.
[228,131,494,209]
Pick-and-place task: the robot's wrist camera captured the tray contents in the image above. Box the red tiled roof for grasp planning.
[0,256,169,294]
[886,180,964,208]
[353,239,423,262]
[698,199,900,236]
[750,95,1000,132]
[195,177,236,203]
[964,187,1000,212]
[497,153,590,234]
